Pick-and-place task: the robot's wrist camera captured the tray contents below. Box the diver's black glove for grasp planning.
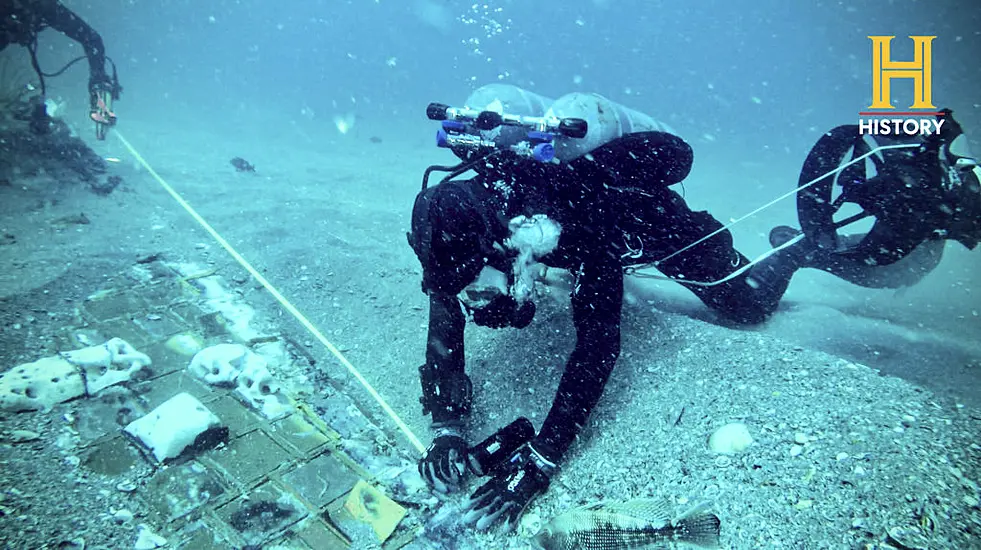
[461,443,554,531]
[471,294,535,329]
[418,426,470,493]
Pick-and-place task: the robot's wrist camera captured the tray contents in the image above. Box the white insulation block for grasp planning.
[124,392,222,462]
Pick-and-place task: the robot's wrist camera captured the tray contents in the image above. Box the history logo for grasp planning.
[859,35,945,136]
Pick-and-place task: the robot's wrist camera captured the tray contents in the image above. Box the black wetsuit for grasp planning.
[1,0,110,109]
[409,131,788,463]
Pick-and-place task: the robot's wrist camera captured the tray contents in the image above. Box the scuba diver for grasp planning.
[406,84,980,531]
[1,0,121,138]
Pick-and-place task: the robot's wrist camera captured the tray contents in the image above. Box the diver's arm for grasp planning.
[416,291,473,492]
[412,181,488,426]
[36,1,109,104]
[412,181,484,491]
[534,251,624,463]
[419,291,471,425]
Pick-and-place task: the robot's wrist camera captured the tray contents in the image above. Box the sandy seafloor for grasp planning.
[1,97,981,550]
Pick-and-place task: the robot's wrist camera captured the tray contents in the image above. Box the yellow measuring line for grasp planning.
[113,131,426,455]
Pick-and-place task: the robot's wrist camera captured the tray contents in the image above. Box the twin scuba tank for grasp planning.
[430,83,678,163]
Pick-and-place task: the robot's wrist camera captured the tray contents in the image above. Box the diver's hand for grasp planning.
[419,427,470,493]
[461,443,554,531]
[472,295,535,329]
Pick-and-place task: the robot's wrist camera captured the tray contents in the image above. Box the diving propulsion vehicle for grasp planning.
[788,110,981,289]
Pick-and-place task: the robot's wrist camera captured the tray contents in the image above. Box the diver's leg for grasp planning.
[635,191,792,324]
[420,292,470,425]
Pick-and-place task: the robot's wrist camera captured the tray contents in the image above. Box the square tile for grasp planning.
[140,280,185,306]
[82,291,149,323]
[144,461,229,522]
[141,339,196,379]
[318,394,375,441]
[169,301,205,326]
[176,523,238,550]
[82,436,144,476]
[198,312,230,338]
[268,536,313,549]
[131,311,187,343]
[208,395,264,437]
[216,481,307,547]
[334,480,406,544]
[75,389,146,444]
[209,430,292,486]
[270,414,334,457]
[95,317,150,348]
[134,370,214,411]
[295,518,350,550]
[281,452,361,509]
[56,327,109,351]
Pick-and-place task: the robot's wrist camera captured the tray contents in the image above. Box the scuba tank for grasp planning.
[426,84,587,167]
[545,92,678,162]
[464,83,554,120]
[462,84,555,151]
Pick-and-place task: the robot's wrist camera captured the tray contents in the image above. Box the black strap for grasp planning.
[26,36,47,96]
